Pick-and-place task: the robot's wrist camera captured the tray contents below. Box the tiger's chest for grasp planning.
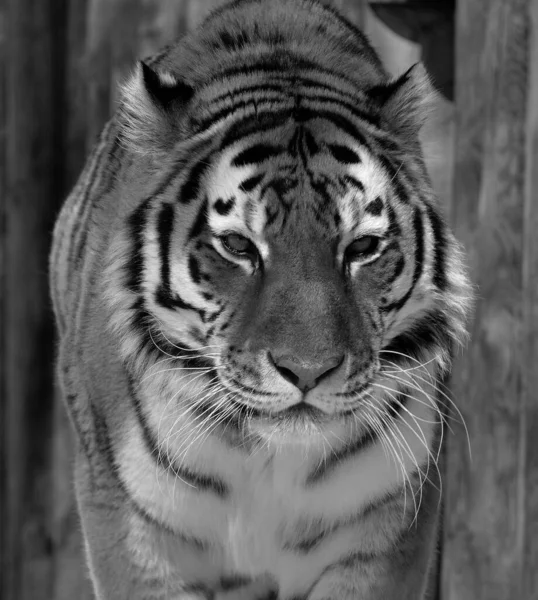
[117,414,406,594]
[182,451,363,592]
[224,463,299,574]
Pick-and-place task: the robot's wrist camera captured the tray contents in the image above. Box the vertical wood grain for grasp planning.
[522,0,538,596]
[441,0,530,598]
[3,0,66,597]
[0,0,7,591]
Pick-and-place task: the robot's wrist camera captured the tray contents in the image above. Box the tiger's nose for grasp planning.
[269,353,344,392]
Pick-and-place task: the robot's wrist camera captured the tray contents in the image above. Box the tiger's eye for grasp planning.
[346,236,380,261]
[221,233,256,256]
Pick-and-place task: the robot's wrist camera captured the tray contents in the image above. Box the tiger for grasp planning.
[49,0,473,598]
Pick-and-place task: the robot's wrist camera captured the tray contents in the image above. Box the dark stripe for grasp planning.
[199,98,290,137]
[311,178,332,206]
[129,497,208,551]
[127,374,230,497]
[301,92,379,128]
[214,197,235,215]
[188,254,202,284]
[188,198,208,240]
[218,28,250,51]
[386,204,401,236]
[392,254,406,280]
[343,174,364,193]
[130,300,212,369]
[308,548,384,595]
[187,394,245,444]
[206,76,368,120]
[265,205,279,227]
[92,406,210,548]
[382,206,424,312]
[219,575,252,591]
[204,303,225,324]
[157,202,174,303]
[336,549,380,567]
[155,286,205,314]
[207,83,285,106]
[201,95,376,153]
[424,203,448,291]
[284,527,329,554]
[374,133,401,154]
[178,157,210,204]
[303,128,320,155]
[99,134,124,196]
[333,211,341,227]
[239,174,264,193]
[385,389,409,421]
[219,109,292,150]
[213,76,378,132]
[232,143,284,167]
[149,136,215,201]
[284,488,403,554]
[263,176,295,198]
[327,143,360,164]
[378,155,410,204]
[305,428,377,485]
[365,196,384,216]
[214,60,359,94]
[287,126,301,158]
[126,199,152,293]
[305,86,380,125]
[381,309,453,366]
[295,107,370,150]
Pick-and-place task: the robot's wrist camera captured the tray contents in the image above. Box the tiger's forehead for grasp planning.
[205,124,391,243]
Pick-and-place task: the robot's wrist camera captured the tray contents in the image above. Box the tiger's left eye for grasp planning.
[220,233,257,257]
[345,236,381,261]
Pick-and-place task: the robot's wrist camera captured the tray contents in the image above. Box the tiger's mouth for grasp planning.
[235,400,323,419]
[228,392,366,422]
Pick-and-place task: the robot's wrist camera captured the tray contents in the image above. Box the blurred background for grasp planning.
[1,0,537,598]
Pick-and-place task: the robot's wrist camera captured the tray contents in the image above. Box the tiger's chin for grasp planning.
[243,402,360,448]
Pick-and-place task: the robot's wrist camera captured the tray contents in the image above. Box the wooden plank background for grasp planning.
[1,0,536,599]
[441,1,535,599]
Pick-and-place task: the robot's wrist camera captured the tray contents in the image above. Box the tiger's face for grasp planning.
[129,120,445,443]
[108,63,471,447]
[198,125,394,414]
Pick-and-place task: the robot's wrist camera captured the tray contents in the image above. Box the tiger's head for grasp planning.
[105,35,472,447]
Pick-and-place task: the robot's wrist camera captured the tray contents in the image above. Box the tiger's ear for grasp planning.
[119,61,194,154]
[367,63,435,138]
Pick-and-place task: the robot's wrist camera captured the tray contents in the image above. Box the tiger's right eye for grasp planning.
[220,233,258,260]
[345,235,381,262]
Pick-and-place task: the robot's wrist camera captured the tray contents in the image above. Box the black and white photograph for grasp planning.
[1,0,537,598]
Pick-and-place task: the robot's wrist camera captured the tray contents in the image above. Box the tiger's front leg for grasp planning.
[306,555,433,600]
[75,455,181,600]
[77,450,280,600]
[306,496,440,600]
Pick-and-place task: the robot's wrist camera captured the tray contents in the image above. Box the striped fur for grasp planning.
[50,1,472,598]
